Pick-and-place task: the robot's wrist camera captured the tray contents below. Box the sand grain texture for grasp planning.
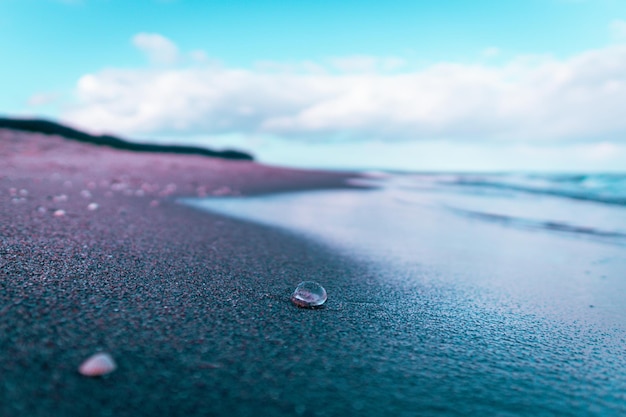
[0,128,376,416]
[2,128,626,417]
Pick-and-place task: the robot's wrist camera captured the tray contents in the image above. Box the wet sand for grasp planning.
[2,128,626,416]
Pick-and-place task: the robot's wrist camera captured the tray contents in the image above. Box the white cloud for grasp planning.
[482,47,500,58]
[329,55,405,72]
[189,50,209,63]
[28,92,59,107]
[64,44,626,144]
[254,60,326,74]
[132,33,179,65]
[610,19,626,42]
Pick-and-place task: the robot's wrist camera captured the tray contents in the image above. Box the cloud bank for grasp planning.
[65,33,626,144]
[132,33,179,65]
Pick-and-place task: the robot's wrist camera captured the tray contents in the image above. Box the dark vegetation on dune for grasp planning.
[0,117,254,161]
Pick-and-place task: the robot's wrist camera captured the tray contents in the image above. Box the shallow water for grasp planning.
[183,172,626,326]
[182,172,626,416]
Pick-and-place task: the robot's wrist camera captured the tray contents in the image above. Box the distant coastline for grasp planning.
[0,116,254,161]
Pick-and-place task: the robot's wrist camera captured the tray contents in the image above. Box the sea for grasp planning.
[182,172,626,416]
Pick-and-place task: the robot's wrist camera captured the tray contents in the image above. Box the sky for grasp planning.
[2,0,626,172]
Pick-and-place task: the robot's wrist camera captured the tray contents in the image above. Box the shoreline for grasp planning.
[3,128,626,416]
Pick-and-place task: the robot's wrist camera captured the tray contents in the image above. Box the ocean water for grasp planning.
[189,172,626,245]
[182,172,626,416]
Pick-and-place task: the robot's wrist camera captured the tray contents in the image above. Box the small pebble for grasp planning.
[53,209,66,217]
[78,352,117,377]
[212,186,232,196]
[159,183,177,197]
[87,203,99,211]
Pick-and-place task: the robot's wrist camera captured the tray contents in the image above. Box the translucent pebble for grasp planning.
[291,281,327,308]
[110,182,126,191]
[87,203,99,211]
[80,190,92,199]
[78,352,117,377]
[53,209,66,217]
[159,183,177,197]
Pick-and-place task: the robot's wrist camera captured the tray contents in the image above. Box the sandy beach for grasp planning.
[2,128,626,416]
[0,128,369,416]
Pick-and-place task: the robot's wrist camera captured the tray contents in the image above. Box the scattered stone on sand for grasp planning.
[212,186,232,196]
[78,352,117,377]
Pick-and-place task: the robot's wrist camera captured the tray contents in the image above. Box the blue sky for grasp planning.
[2,0,626,171]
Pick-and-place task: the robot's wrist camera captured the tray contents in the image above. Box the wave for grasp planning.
[359,171,626,246]
[442,173,626,206]
[446,206,626,246]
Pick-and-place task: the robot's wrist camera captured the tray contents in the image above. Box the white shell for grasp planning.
[78,352,117,377]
